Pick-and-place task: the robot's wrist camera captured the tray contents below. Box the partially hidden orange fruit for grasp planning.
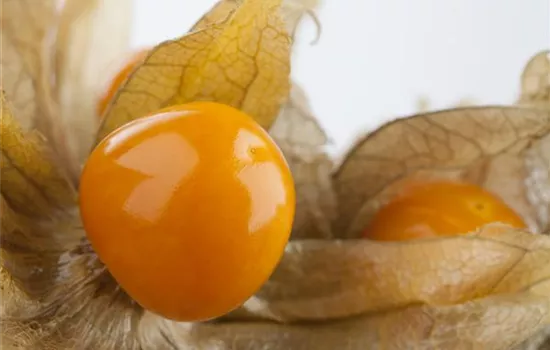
[97,49,149,118]
[363,181,526,241]
[80,102,296,321]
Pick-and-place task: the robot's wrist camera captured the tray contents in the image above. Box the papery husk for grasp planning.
[55,0,135,164]
[200,107,550,349]
[518,51,550,109]
[269,83,336,239]
[514,61,550,340]
[95,0,320,144]
[1,4,82,339]
[515,327,550,350]
[95,0,292,142]
[333,106,550,239]
[191,0,321,40]
[7,224,550,349]
[280,0,322,41]
[0,92,76,219]
[189,0,240,31]
[188,0,331,238]
[1,94,81,350]
[0,0,57,131]
[1,0,80,182]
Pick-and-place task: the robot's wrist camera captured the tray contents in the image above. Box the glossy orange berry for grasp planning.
[363,181,525,241]
[97,49,149,118]
[79,102,296,321]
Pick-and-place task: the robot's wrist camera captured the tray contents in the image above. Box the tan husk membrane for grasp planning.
[2,0,550,349]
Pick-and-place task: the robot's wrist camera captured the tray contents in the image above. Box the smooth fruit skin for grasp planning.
[363,181,525,241]
[80,102,295,321]
[97,49,149,118]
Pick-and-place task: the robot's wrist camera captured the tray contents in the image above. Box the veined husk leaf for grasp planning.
[0,196,59,300]
[161,265,550,349]
[514,326,550,350]
[1,0,83,325]
[154,1,327,242]
[96,0,292,143]
[241,224,550,323]
[211,3,327,240]
[189,0,240,31]
[184,295,550,350]
[518,51,550,109]
[215,107,550,348]
[0,91,76,219]
[0,0,57,131]
[333,106,550,239]
[8,225,550,349]
[1,0,80,181]
[1,197,33,306]
[56,0,134,163]
[190,0,321,40]
[1,91,79,301]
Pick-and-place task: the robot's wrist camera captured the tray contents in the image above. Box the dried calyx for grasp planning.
[2,0,550,349]
[518,51,550,109]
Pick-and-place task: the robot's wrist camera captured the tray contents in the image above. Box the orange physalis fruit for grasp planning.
[79,102,296,321]
[363,181,526,241]
[97,49,149,118]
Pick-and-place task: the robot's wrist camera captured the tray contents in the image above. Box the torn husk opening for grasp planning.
[2,0,550,349]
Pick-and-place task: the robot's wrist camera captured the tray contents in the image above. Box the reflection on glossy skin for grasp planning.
[234,129,287,233]
[116,132,198,222]
[79,102,295,322]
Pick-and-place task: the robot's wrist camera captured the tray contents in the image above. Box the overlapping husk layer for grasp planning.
[1,0,550,349]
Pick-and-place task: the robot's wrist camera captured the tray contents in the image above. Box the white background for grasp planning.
[131,0,549,154]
